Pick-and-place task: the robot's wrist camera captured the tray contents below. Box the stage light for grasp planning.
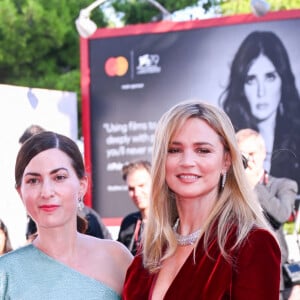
[75,0,172,38]
[250,0,270,17]
[75,0,106,38]
[147,0,172,20]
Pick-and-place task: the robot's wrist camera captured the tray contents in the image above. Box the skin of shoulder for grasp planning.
[79,234,133,294]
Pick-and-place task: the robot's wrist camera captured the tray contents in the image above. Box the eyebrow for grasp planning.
[247,69,277,75]
[24,167,69,177]
[169,141,213,146]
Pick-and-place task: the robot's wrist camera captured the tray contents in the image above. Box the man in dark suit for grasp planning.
[117,160,151,255]
[236,128,298,300]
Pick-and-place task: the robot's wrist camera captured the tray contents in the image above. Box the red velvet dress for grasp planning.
[122,228,281,299]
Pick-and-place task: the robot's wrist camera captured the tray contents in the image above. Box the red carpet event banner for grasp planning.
[80,9,300,221]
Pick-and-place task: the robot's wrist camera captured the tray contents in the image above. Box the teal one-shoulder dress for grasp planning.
[0,244,120,300]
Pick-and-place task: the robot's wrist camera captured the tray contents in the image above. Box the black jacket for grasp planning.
[117,211,142,255]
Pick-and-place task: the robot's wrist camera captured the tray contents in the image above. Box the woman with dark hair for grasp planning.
[0,219,12,255]
[219,31,300,188]
[0,131,132,299]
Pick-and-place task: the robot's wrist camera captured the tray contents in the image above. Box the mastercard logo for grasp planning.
[104,56,129,77]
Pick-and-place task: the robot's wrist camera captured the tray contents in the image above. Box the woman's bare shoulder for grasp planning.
[80,234,133,264]
[78,234,133,294]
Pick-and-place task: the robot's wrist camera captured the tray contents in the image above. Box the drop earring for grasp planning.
[221,172,227,189]
[78,198,84,211]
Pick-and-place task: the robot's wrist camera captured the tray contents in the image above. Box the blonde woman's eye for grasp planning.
[168,148,180,153]
[197,148,210,154]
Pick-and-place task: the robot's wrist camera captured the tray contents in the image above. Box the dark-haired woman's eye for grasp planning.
[245,75,256,85]
[265,71,278,82]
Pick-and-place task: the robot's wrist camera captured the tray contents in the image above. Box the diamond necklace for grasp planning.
[172,218,202,246]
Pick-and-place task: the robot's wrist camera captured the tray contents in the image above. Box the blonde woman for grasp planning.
[123,100,280,299]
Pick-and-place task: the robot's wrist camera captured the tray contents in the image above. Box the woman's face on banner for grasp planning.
[244,54,282,121]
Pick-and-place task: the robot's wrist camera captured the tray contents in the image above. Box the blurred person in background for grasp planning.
[117,160,151,255]
[236,128,298,300]
[0,219,13,256]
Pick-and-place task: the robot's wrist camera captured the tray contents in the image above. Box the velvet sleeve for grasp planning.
[232,229,281,300]
[122,253,155,300]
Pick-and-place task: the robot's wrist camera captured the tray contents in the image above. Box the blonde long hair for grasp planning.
[142,100,271,273]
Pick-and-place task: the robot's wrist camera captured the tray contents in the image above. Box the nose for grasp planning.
[180,149,196,166]
[257,80,265,98]
[130,187,142,198]
[40,179,55,198]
